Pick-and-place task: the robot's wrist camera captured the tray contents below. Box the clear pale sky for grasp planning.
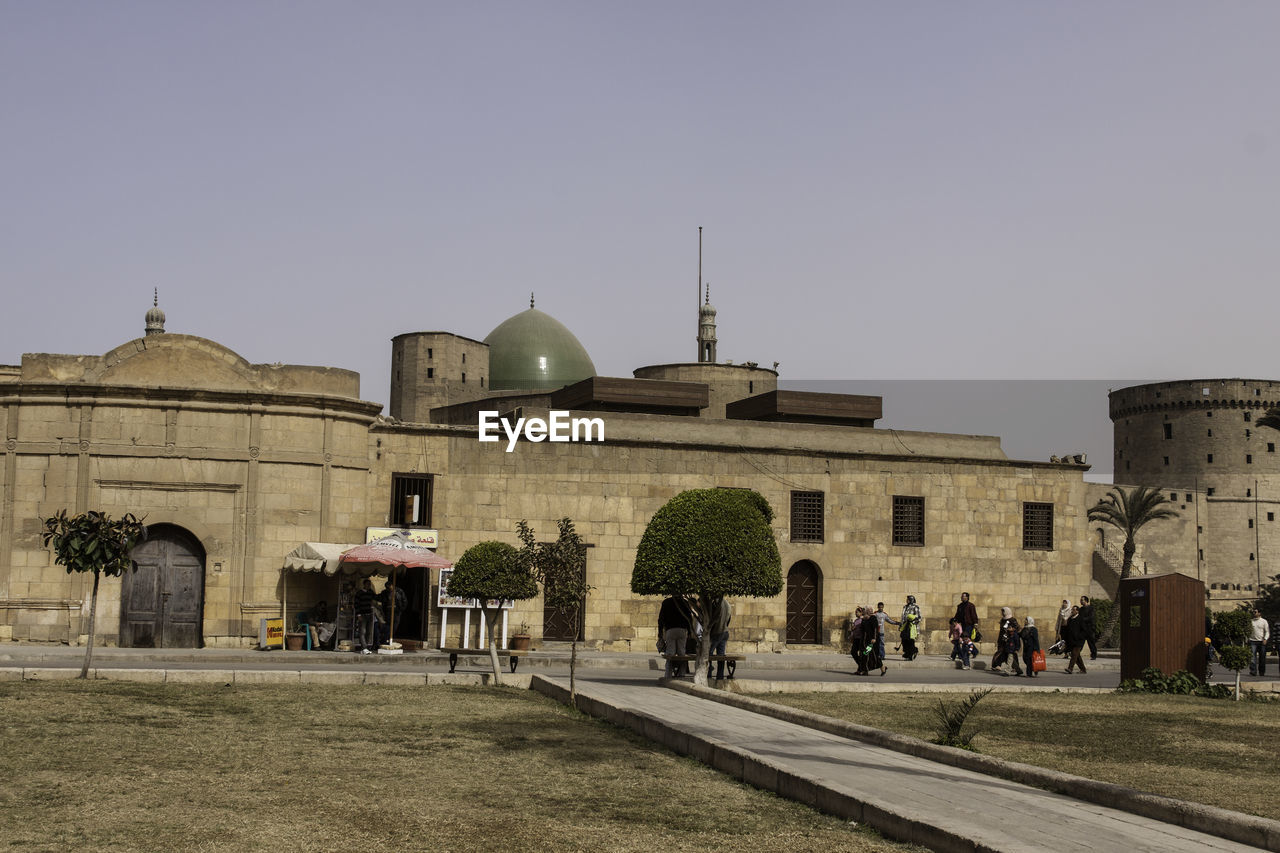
[6,3,1280,479]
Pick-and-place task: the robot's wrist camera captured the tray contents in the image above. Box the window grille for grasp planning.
[390,473,434,527]
[892,496,925,546]
[790,491,824,543]
[1022,502,1053,551]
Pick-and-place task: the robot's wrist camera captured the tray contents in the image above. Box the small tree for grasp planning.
[1088,486,1179,646]
[1218,644,1251,701]
[526,518,591,705]
[1254,573,1280,625]
[448,540,537,685]
[631,488,782,686]
[42,510,147,679]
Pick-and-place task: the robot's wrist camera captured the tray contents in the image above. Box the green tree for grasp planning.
[631,488,782,686]
[1218,644,1251,701]
[41,510,147,679]
[1088,486,1179,646]
[1255,573,1280,624]
[525,518,591,705]
[448,540,537,685]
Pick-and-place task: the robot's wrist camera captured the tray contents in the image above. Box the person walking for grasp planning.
[1053,598,1072,655]
[891,595,923,660]
[1248,609,1271,677]
[709,596,733,680]
[949,618,971,669]
[658,596,690,678]
[354,578,377,654]
[873,602,890,664]
[1020,616,1041,678]
[953,592,978,645]
[1079,595,1098,660]
[849,607,870,675]
[990,607,1022,675]
[1063,605,1088,674]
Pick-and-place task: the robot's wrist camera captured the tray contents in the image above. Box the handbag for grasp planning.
[1032,649,1046,672]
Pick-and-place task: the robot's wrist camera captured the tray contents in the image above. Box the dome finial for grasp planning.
[705,282,710,305]
[530,292,535,310]
[144,289,166,336]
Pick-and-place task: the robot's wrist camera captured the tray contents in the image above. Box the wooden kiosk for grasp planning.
[1118,571,1207,682]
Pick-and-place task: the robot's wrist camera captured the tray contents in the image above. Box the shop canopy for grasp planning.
[338,533,454,573]
[282,542,353,575]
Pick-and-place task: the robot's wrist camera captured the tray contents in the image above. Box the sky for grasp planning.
[5,3,1280,481]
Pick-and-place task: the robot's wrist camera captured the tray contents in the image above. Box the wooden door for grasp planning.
[121,526,205,648]
[785,560,822,644]
[542,571,584,641]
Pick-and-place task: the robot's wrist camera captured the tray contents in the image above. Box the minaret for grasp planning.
[696,227,717,363]
[144,289,166,336]
[698,282,717,363]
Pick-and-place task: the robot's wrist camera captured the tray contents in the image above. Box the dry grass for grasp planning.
[0,682,925,853]
[767,690,1280,820]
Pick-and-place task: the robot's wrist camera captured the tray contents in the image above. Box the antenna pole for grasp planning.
[698,226,703,315]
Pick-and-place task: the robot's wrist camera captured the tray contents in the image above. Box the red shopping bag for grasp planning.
[1031,650,1046,672]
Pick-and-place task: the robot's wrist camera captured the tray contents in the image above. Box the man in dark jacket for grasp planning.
[354,578,377,654]
[658,596,690,678]
[1078,595,1098,660]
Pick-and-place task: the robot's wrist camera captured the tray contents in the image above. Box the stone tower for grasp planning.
[697,284,717,363]
[1109,379,1280,604]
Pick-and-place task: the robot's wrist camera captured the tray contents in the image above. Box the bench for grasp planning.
[438,647,527,674]
[661,653,743,679]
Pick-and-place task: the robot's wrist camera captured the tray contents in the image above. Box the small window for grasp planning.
[1208,429,1213,437]
[1269,443,1275,453]
[1197,525,1203,534]
[1247,454,1253,464]
[892,496,925,546]
[790,491,824,543]
[1022,502,1054,551]
[390,473,434,527]
[1249,518,1255,529]
[428,348,433,359]
[1207,487,1215,496]
[1163,457,1169,466]
[1163,423,1172,440]
[1246,429,1252,438]
[1250,553,1256,561]
[427,368,434,379]
[1207,410,1213,417]
[1268,512,1275,522]
[462,352,466,364]
[1247,489,1252,497]
[1185,494,1191,502]
[1207,454,1213,463]
[1169,492,1177,501]
[1199,549,1204,560]
[462,373,466,383]
[481,376,485,388]
[1245,411,1252,421]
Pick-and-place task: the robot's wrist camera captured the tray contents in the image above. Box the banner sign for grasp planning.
[365,527,438,547]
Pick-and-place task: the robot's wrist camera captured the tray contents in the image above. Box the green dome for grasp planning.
[484,306,596,391]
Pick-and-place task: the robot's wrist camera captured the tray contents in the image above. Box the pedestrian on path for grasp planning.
[709,597,733,680]
[1248,609,1270,676]
[1020,616,1041,678]
[1064,605,1088,674]
[953,591,978,644]
[658,596,689,678]
[991,607,1022,675]
[890,595,922,660]
[849,607,870,675]
[1079,595,1098,660]
[1053,598,1072,655]
[949,618,971,669]
[354,579,377,654]
[873,602,890,663]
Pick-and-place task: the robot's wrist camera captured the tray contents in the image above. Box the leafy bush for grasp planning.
[932,688,993,750]
[1213,609,1251,645]
[1118,666,1231,699]
[1218,644,1251,673]
[1092,598,1113,642]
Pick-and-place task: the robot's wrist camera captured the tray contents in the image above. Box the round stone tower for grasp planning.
[1110,379,1280,598]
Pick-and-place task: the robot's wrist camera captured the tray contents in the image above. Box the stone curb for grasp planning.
[668,681,1280,852]
[720,678,1116,695]
[528,674,993,853]
[0,667,531,689]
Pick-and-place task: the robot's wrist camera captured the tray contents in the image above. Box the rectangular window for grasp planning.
[1207,454,1213,463]
[1245,411,1252,421]
[1270,443,1276,453]
[1185,494,1192,502]
[1207,487,1215,496]
[426,367,434,379]
[1247,454,1253,464]
[427,348,433,359]
[1163,457,1169,466]
[892,495,925,546]
[1249,518,1255,528]
[390,473,434,527]
[1022,502,1054,551]
[790,491,824,543]
[1269,513,1275,522]
[1169,492,1177,501]
[1163,423,1172,439]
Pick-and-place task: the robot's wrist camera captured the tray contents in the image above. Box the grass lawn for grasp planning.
[767,690,1280,821]
[0,681,926,853]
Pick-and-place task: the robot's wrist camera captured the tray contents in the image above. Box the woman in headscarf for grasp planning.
[893,595,922,661]
[1020,616,1041,678]
[848,607,869,676]
[990,606,1022,675]
[1053,598,1072,655]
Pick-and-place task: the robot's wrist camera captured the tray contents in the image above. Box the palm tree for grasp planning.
[1089,486,1179,646]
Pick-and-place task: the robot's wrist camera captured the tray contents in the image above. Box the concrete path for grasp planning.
[542,674,1274,853]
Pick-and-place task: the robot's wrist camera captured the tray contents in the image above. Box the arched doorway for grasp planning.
[120,524,205,648]
[785,560,822,644]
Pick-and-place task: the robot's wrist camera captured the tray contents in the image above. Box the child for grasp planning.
[949,618,971,669]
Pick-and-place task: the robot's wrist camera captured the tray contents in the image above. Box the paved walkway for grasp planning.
[550,675,1272,853]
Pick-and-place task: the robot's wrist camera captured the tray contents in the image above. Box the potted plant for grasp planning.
[509,621,533,651]
[285,618,306,651]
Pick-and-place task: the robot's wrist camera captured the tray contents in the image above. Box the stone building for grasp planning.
[1107,379,1280,609]
[0,296,1096,651]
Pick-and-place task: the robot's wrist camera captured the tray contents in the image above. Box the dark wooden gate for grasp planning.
[120,525,205,648]
[542,572,584,641]
[785,560,822,644]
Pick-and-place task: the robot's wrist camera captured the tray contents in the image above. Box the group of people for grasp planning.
[846,596,923,676]
[352,577,409,654]
[658,595,733,679]
[850,591,1098,678]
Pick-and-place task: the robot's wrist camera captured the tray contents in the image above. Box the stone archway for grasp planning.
[785,560,823,644]
[120,524,205,648]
